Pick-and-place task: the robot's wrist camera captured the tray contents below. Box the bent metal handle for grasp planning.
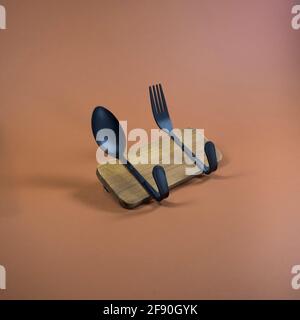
[124,161,169,201]
[149,84,218,175]
[171,132,218,175]
[204,141,218,174]
[91,106,169,202]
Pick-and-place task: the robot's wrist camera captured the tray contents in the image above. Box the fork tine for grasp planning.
[156,84,164,113]
[149,86,158,114]
[153,85,161,113]
[159,84,168,112]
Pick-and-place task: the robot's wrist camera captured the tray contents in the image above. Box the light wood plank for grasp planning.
[96,129,222,208]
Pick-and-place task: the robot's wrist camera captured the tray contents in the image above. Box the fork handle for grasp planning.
[170,132,210,173]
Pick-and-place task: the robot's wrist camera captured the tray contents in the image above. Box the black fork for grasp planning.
[149,84,218,174]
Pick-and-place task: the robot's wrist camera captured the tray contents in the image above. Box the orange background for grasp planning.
[0,0,300,299]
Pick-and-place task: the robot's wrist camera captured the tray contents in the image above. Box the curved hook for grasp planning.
[124,162,169,201]
[203,141,218,175]
[152,165,169,200]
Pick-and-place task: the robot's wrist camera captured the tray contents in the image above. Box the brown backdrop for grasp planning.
[0,0,300,299]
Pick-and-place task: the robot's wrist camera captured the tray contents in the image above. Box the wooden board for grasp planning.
[96,129,222,209]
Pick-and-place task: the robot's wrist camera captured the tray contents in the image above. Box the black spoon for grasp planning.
[91,106,169,201]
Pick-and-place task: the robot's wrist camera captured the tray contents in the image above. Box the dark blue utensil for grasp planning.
[91,106,169,201]
[149,84,218,175]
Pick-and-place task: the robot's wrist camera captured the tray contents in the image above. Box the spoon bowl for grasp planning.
[91,106,126,159]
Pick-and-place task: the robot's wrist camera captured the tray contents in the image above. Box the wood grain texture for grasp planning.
[96,129,222,208]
